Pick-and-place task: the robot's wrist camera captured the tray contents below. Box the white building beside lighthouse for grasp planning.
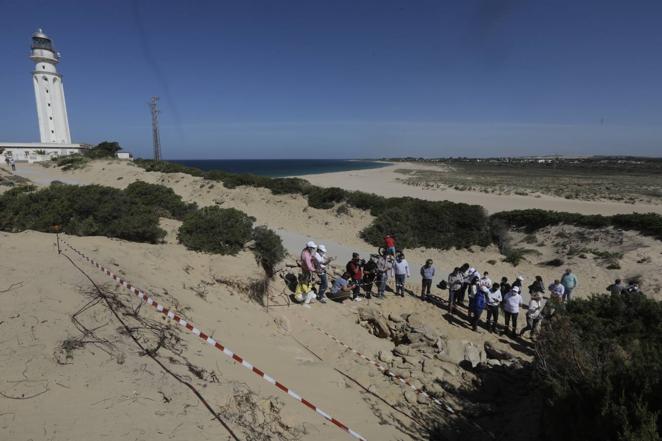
[1,29,86,162]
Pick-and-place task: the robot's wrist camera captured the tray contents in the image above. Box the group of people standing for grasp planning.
[294,236,413,307]
[292,236,586,340]
[445,266,577,337]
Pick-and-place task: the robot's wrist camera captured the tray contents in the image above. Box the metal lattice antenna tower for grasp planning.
[149,97,162,161]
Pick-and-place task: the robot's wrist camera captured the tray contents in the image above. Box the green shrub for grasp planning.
[345,191,388,213]
[124,181,196,220]
[53,154,89,170]
[0,184,165,243]
[134,159,205,177]
[306,187,347,209]
[535,292,662,441]
[177,206,254,255]
[84,141,122,159]
[252,226,287,276]
[491,209,662,241]
[360,198,491,250]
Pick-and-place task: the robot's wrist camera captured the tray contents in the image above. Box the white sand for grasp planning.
[1,159,661,440]
[299,163,662,216]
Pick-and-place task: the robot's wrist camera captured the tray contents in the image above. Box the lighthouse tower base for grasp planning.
[0,142,87,163]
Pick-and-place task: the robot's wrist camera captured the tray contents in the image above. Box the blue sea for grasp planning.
[169,159,387,177]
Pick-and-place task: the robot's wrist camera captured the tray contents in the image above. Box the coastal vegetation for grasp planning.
[0,184,165,243]
[177,206,254,255]
[0,180,287,275]
[535,291,662,441]
[390,157,662,204]
[50,141,125,170]
[491,209,662,242]
[134,159,662,252]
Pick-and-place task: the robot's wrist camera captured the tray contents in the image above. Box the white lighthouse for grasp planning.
[0,29,85,162]
[31,29,71,144]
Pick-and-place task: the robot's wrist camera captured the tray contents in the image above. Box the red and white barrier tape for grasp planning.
[298,316,454,413]
[61,240,367,441]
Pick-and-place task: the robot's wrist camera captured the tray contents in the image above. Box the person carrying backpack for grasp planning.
[471,285,488,331]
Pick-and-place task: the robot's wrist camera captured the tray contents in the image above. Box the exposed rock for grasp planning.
[405,332,426,345]
[487,359,502,367]
[357,307,391,338]
[464,343,482,368]
[388,313,403,323]
[402,355,421,366]
[404,390,418,404]
[393,344,411,357]
[391,368,412,379]
[378,350,393,364]
[484,341,515,361]
[424,382,445,398]
[406,312,426,331]
[417,393,430,405]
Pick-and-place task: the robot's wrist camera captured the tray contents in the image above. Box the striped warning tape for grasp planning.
[298,316,454,413]
[61,239,367,441]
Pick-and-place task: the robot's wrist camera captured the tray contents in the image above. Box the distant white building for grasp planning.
[116,152,133,160]
[1,29,86,162]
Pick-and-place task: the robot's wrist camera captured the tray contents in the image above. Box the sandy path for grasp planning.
[298,163,662,216]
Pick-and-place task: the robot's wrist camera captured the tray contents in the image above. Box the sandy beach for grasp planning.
[2,159,661,440]
[299,162,662,216]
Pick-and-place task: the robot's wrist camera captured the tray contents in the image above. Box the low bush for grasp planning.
[535,292,662,441]
[0,184,165,243]
[306,187,347,209]
[177,206,254,255]
[361,198,491,250]
[252,226,287,277]
[491,209,662,241]
[134,159,205,177]
[135,160,494,250]
[124,181,196,220]
[84,141,122,159]
[52,154,89,170]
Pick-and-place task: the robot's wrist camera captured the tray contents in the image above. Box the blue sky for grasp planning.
[1,0,661,158]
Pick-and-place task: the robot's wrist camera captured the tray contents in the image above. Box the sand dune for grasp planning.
[2,159,661,440]
[299,162,662,216]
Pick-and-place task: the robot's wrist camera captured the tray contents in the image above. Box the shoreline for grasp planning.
[298,162,662,216]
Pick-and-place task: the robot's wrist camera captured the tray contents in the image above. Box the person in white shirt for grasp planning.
[313,244,331,303]
[502,286,522,336]
[486,282,502,333]
[478,272,493,290]
[519,291,544,338]
[392,253,410,297]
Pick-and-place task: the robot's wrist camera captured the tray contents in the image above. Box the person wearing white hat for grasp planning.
[300,241,317,281]
[313,244,330,303]
[470,285,489,331]
[502,286,522,336]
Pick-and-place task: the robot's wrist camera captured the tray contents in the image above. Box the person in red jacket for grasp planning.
[384,234,396,256]
[346,252,364,302]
